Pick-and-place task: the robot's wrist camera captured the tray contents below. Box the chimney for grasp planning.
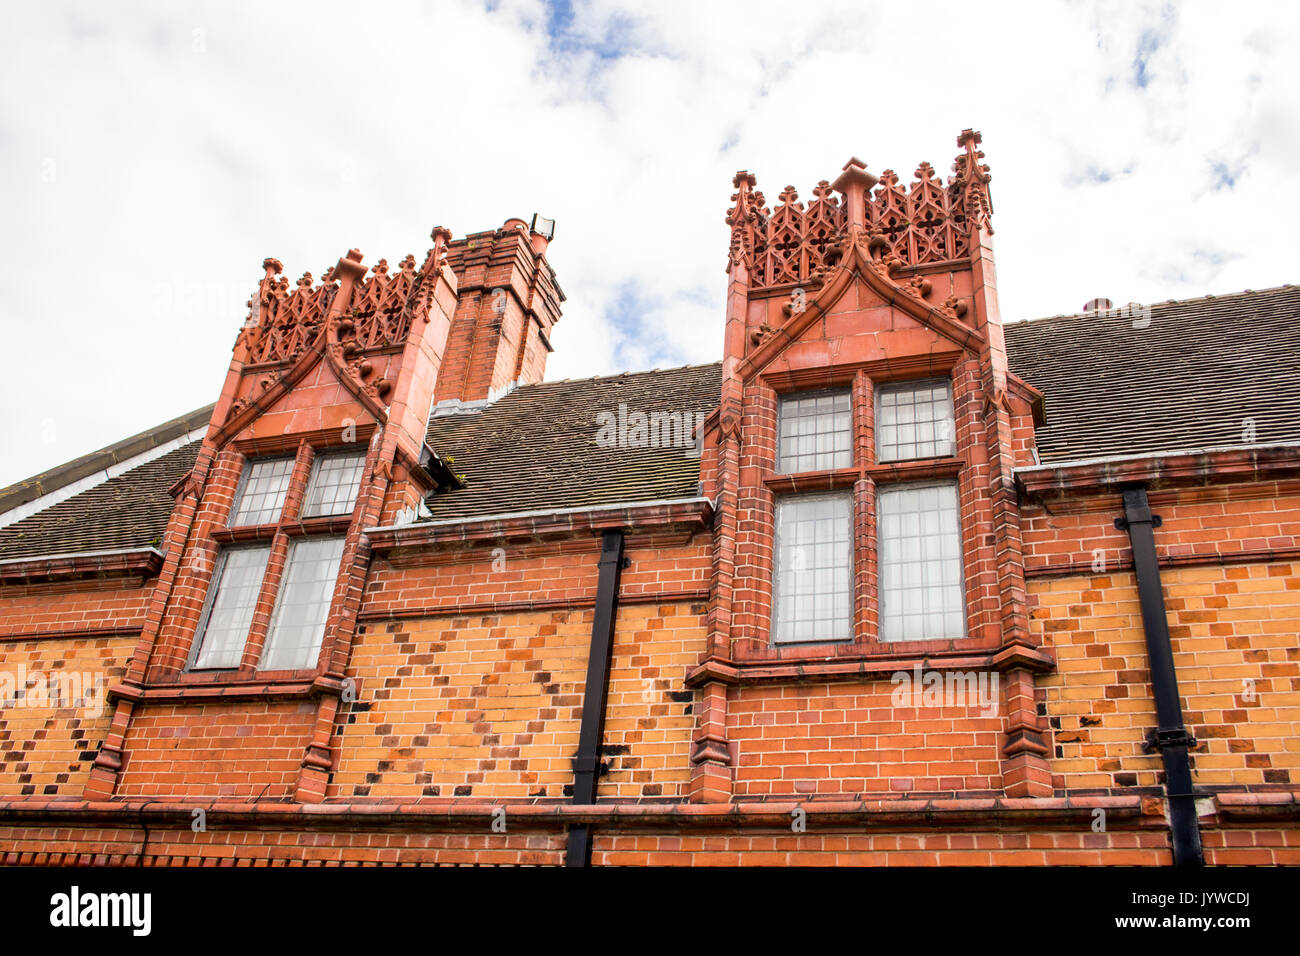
[432,217,564,411]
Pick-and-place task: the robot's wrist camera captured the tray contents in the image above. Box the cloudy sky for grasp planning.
[1,0,1297,486]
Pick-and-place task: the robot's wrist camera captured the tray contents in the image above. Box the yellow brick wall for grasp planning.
[330,600,706,802]
[1030,559,1300,791]
[598,601,706,800]
[0,635,136,797]
[330,610,591,800]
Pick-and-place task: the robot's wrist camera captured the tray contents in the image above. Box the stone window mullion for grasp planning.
[240,530,293,671]
[852,371,875,641]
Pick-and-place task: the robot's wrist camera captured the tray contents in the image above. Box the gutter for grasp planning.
[565,529,625,867]
[1115,486,1204,867]
[0,795,1169,834]
[0,547,165,585]
[1015,442,1300,497]
[366,496,714,550]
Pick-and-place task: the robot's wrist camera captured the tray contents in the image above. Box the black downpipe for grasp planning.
[565,530,626,867]
[1115,485,1204,867]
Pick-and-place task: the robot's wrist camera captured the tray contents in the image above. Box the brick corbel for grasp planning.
[687,680,734,803]
[1000,665,1053,798]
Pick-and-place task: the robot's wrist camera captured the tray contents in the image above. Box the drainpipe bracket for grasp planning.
[1143,727,1197,754]
[1114,514,1162,531]
[572,755,601,775]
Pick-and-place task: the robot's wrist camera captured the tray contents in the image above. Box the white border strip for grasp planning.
[0,425,208,530]
[1013,441,1300,476]
[0,547,164,568]
[366,495,714,536]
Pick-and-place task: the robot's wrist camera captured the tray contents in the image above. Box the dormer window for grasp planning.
[191,548,271,669]
[877,482,964,641]
[772,389,854,644]
[768,376,967,649]
[772,493,852,643]
[260,537,347,669]
[190,448,362,672]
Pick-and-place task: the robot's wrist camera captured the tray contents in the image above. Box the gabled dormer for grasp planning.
[689,131,1055,801]
[87,219,562,803]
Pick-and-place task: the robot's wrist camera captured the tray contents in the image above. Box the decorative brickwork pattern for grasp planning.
[0,635,136,797]
[331,611,591,801]
[1032,560,1300,791]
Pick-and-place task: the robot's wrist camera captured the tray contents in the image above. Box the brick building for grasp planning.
[0,130,1297,867]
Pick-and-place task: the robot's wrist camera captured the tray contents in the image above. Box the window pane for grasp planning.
[260,537,346,670]
[230,458,294,525]
[772,493,852,643]
[876,380,955,462]
[302,453,366,518]
[878,482,964,642]
[777,390,852,473]
[192,547,270,669]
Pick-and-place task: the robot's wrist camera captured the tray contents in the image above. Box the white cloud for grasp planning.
[1,0,1296,485]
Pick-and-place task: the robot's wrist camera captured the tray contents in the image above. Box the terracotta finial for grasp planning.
[333,248,368,286]
[732,170,756,190]
[431,226,453,244]
[831,157,879,229]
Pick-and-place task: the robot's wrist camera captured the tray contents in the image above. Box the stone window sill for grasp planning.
[687,639,1053,687]
[108,670,353,705]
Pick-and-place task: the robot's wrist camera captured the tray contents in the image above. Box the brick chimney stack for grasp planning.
[432,218,564,411]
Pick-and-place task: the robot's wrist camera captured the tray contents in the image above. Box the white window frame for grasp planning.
[875,378,956,463]
[771,492,853,644]
[258,536,347,671]
[189,545,271,670]
[877,481,966,643]
[777,389,853,474]
[301,451,366,519]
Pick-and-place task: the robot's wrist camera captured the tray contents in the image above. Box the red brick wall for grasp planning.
[592,829,1173,866]
[0,579,150,640]
[1022,481,1300,576]
[729,683,1004,797]
[115,700,317,800]
[0,577,150,798]
[330,598,706,802]
[1201,827,1300,865]
[0,824,564,866]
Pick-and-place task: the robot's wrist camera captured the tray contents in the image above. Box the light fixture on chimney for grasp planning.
[530,213,556,240]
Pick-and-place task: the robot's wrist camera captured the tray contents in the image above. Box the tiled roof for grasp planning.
[422,363,721,520]
[1004,284,1300,464]
[0,404,211,516]
[0,442,199,560]
[3,284,1298,561]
